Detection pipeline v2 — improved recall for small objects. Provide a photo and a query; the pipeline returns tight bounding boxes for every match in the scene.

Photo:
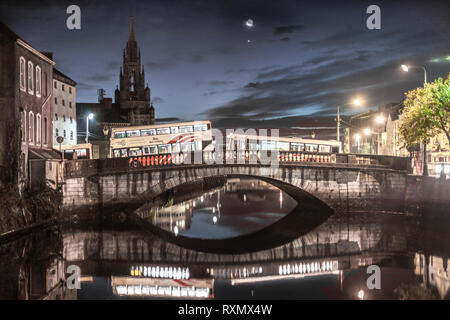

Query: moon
[245,19,254,29]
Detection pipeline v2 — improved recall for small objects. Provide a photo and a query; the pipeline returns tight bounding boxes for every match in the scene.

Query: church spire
[129,16,135,41]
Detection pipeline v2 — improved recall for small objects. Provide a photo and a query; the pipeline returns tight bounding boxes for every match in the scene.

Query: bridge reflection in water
[1,176,450,300]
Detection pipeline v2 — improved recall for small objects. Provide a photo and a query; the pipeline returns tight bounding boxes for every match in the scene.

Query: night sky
[1,0,449,136]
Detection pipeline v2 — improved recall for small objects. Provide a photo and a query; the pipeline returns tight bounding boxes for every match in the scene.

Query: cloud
[273,25,302,36]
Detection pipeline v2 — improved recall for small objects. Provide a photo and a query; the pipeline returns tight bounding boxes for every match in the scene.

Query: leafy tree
[400,76,450,149]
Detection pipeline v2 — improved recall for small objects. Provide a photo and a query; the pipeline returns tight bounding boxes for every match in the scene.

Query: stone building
[52,68,77,146]
[77,16,155,145]
[0,21,59,190]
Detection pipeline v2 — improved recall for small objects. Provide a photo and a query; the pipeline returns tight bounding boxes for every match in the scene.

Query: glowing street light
[376,115,384,124]
[401,64,409,72]
[364,128,371,136]
[358,290,365,300]
[85,113,94,143]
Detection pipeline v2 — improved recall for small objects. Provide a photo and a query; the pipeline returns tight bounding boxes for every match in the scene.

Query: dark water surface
[0,176,449,300]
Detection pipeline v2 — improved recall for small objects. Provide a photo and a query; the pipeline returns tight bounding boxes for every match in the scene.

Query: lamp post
[85,113,94,144]
[401,64,428,176]
[337,98,362,151]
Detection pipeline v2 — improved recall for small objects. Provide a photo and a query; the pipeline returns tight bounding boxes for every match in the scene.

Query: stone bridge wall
[62,163,408,214]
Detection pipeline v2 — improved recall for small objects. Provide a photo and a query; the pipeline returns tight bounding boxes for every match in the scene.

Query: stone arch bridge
[62,154,417,214]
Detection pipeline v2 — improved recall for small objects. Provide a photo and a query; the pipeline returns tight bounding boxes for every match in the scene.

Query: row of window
[113,124,209,139]
[20,111,48,145]
[235,140,332,153]
[20,57,46,97]
[55,128,74,141]
[55,114,73,123]
[54,81,73,93]
[113,141,203,158]
[54,97,73,108]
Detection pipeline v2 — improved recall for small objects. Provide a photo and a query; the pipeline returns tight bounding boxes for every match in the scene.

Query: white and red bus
[109,120,213,158]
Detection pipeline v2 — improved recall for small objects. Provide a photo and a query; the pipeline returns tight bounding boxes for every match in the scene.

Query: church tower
[115,16,154,125]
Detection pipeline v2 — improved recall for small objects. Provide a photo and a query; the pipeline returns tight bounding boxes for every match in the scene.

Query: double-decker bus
[109,120,212,158]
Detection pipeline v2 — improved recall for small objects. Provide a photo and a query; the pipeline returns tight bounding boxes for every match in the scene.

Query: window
[62,84,65,91]
[54,81,57,89]
[20,110,26,142]
[194,124,207,132]
[36,114,41,144]
[128,147,142,156]
[158,144,171,154]
[19,57,26,91]
[54,97,57,104]
[141,129,156,136]
[63,130,66,138]
[114,131,126,139]
[44,118,48,145]
[62,99,65,106]
[179,126,193,133]
[35,66,41,97]
[291,143,304,152]
[69,101,72,108]
[70,117,73,124]
[180,142,193,152]
[157,128,170,135]
[55,128,59,137]
[70,131,73,140]
[305,144,318,152]
[172,144,180,153]
[278,142,290,151]
[143,146,158,155]
[28,112,34,143]
[44,72,48,97]
[126,130,140,137]
[55,113,58,121]
[319,145,331,153]
[171,127,179,134]
[69,87,72,94]
[27,61,34,94]
[63,115,66,122]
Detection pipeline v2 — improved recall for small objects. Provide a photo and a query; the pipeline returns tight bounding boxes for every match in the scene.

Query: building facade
[0,22,56,190]
[52,68,77,146]
[344,102,450,177]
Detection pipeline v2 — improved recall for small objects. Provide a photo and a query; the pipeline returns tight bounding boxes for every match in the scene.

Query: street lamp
[401,63,428,176]
[85,113,94,143]
[337,98,363,143]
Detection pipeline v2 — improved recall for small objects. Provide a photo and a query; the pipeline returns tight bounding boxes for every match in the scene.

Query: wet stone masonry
[62,163,416,214]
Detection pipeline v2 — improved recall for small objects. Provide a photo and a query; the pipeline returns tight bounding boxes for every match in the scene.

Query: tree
[400,76,450,149]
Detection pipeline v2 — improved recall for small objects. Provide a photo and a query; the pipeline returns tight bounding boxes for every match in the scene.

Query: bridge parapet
[63,151,410,179]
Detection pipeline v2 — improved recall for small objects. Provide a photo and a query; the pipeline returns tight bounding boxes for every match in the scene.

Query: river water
[0,176,449,300]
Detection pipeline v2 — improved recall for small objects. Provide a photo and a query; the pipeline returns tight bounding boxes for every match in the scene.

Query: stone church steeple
[114,16,154,125]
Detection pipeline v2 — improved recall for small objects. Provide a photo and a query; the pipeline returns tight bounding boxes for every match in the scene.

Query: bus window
[75,149,88,159]
[291,143,304,152]
[126,130,141,137]
[171,127,179,134]
[141,129,156,136]
[179,126,193,133]
[248,142,259,150]
[261,140,276,150]
[278,142,290,151]
[305,144,318,152]
[113,149,121,158]
[194,124,207,132]
[120,149,128,157]
[143,146,158,155]
[172,143,180,153]
[157,128,170,135]
[319,145,331,153]
[114,131,126,139]
[158,144,172,154]
[128,148,142,156]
